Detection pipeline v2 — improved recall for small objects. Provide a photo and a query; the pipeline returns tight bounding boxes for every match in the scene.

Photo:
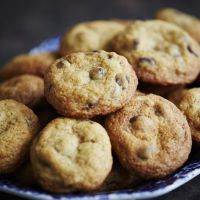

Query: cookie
[155,8,200,43]
[30,118,113,193]
[105,94,191,179]
[169,88,200,144]
[111,20,200,85]
[0,52,57,80]
[0,75,44,108]
[59,20,129,55]
[44,51,138,118]
[0,99,39,174]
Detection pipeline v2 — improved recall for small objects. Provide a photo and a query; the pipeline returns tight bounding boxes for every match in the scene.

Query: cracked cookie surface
[0,99,39,174]
[105,94,192,179]
[111,20,200,85]
[31,118,113,193]
[44,50,138,118]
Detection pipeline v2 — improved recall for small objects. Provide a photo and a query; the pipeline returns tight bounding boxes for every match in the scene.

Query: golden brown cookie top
[111,20,200,85]
[59,20,128,55]
[44,50,138,118]
[178,88,200,125]
[155,8,200,43]
[105,94,192,178]
[0,99,39,135]
[31,118,112,193]
[174,88,200,143]
[0,75,44,108]
[0,52,57,79]
[0,99,39,173]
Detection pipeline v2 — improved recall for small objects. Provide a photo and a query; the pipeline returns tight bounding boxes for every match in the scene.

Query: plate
[1,37,200,200]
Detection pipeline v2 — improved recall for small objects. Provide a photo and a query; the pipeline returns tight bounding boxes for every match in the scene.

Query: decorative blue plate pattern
[0,37,200,200]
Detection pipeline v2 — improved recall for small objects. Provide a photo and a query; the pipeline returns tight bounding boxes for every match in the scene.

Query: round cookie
[170,88,200,144]
[0,52,57,80]
[155,8,200,43]
[111,20,200,85]
[0,75,44,108]
[44,51,138,118]
[31,118,113,193]
[105,94,192,179]
[59,20,129,55]
[0,99,39,174]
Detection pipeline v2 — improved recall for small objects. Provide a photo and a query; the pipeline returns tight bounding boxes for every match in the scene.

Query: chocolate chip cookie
[155,8,200,43]
[0,99,39,174]
[31,118,113,193]
[44,50,138,118]
[105,94,192,179]
[0,52,57,80]
[0,75,44,108]
[111,20,200,85]
[169,88,200,144]
[59,20,129,55]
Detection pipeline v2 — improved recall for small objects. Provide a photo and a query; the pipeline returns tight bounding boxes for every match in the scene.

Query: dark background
[0,0,200,199]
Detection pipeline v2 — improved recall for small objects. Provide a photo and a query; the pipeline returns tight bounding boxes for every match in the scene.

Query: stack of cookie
[0,8,200,194]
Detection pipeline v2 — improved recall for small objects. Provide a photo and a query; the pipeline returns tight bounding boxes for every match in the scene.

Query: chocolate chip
[154,105,163,116]
[65,56,72,64]
[187,45,198,57]
[93,50,99,52]
[130,116,138,123]
[56,60,64,68]
[138,57,156,66]
[91,139,96,143]
[108,54,113,59]
[115,76,123,87]
[85,102,95,110]
[89,67,105,80]
[137,148,148,160]
[115,74,128,90]
[133,39,139,50]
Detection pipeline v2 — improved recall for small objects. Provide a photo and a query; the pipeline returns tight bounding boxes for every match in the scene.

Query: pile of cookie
[0,8,200,193]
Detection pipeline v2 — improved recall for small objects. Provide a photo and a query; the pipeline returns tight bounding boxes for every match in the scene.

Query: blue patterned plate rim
[0,36,200,200]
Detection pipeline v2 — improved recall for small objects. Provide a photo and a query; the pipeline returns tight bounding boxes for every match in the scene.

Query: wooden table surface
[0,0,200,199]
